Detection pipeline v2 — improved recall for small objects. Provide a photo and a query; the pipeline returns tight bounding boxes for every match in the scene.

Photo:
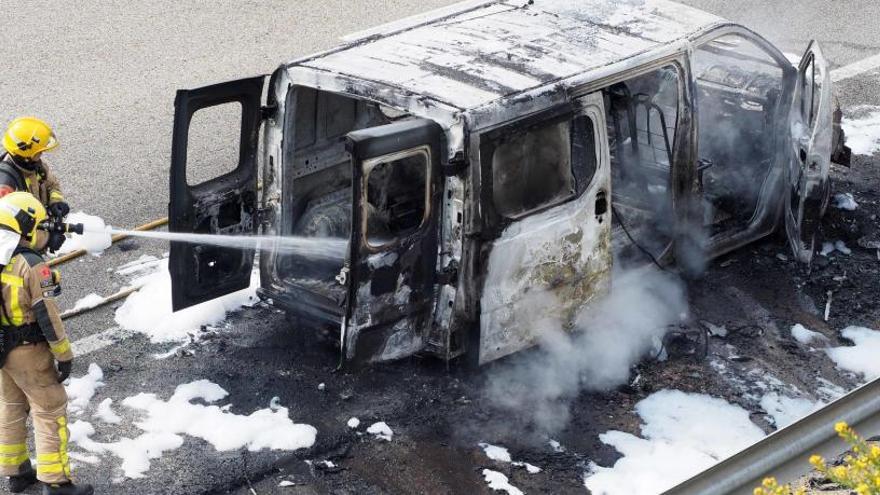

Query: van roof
[289,0,724,112]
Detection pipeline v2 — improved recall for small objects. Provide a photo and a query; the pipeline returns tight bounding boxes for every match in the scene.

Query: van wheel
[283,312,340,349]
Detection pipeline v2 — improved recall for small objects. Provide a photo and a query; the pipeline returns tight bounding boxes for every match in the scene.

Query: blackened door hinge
[256,207,275,227]
[261,104,278,121]
[437,263,459,285]
[442,152,467,177]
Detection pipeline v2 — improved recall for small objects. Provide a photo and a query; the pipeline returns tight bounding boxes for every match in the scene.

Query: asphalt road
[1,1,879,494]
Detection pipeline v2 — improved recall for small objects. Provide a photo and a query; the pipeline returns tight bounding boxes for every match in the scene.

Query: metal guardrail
[663,376,880,495]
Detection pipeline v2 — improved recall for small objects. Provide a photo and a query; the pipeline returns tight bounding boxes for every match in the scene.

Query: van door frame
[688,25,798,259]
[462,54,695,364]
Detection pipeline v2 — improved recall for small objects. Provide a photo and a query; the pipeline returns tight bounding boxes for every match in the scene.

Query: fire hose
[48,217,169,267]
[48,216,170,319]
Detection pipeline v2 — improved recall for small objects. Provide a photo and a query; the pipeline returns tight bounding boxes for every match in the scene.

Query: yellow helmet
[2,117,59,161]
[0,192,47,240]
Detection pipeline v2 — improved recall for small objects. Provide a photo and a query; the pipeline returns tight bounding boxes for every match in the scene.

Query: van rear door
[785,42,832,264]
[342,119,444,365]
[168,76,265,311]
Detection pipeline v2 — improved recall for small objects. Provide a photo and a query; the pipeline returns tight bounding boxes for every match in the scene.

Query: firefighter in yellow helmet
[0,193,92,495]
[1,118,69,254]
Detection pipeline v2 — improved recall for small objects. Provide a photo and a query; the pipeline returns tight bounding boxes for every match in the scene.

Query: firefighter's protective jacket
[0,155,65,251]
[0,247,74,484]
[0,154,64,207]
[0,248,72,361]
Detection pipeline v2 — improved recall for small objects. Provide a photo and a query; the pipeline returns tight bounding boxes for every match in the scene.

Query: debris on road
[833,192,859,211]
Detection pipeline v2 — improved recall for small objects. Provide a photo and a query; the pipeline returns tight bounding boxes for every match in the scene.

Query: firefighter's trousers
[0,342,71,483]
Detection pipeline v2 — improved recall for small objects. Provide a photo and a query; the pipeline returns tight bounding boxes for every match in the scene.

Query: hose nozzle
[39,219,84,236]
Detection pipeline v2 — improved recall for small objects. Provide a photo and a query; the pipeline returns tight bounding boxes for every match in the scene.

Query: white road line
[831,53,880,82]
[72,327,133,356]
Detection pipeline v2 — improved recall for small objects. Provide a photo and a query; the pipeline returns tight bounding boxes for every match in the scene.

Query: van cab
[168,0,849,366]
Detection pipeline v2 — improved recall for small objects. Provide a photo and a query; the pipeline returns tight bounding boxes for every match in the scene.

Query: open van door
[342,119,444,365]
[786,41,832,264]
[168,76,265,311]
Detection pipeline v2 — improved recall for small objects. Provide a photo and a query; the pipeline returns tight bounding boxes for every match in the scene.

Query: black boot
[41,481,94,495]
[7,460,36,493]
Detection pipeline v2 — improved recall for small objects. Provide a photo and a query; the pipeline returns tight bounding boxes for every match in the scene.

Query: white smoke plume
[485,267,688,433]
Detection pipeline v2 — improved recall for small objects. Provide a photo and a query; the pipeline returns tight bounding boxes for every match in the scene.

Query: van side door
[477,93,612,364]
[168,76,264,311]
[342,119,445,365]
[786,41,833,264]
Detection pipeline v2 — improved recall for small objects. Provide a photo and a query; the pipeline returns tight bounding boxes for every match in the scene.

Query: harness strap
[0,323,44,368]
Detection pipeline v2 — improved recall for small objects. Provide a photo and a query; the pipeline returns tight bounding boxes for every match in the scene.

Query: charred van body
[168,0,849,366]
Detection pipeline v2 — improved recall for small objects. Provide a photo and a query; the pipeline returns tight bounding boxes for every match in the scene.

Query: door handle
[595,191,608,218]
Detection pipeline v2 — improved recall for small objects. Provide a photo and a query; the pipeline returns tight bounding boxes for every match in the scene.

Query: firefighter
[1,118,70,253]
[0,192,92,495]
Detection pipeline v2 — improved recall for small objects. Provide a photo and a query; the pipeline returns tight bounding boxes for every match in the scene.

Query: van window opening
[694,34,785,236]
[186,102,243,186]
[605,64,680,268]
[485,114,598,221]
[492,120,574,218]
[364,149,430,248]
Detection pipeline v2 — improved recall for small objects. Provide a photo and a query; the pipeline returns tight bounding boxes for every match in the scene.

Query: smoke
[485,267,688,433]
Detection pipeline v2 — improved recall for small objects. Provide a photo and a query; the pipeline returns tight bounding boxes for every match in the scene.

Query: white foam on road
[821,240,852,257]
[69,379,317,478]
[791,324,826,345]
[95,398,122,424]
[512,461,541,474]
[583,389,764,495]
[65,363,105,414]
[482,469,524,495]
[367,421,393,441]
[479,442,512,462]
[841,106,880,156]
[114,259,259,343]
[826,326,880,381]
[71,293,106,312]
[833,193,859,211]
[479,442,542,474]
[759,392,821,429]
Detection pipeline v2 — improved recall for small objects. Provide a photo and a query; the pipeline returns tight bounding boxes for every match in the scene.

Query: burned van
[168,0,849,366]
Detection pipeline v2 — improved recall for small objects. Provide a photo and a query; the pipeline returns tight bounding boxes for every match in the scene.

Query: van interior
[276,88,419,309]
[693,35,786,236]
[604,65,680,268]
